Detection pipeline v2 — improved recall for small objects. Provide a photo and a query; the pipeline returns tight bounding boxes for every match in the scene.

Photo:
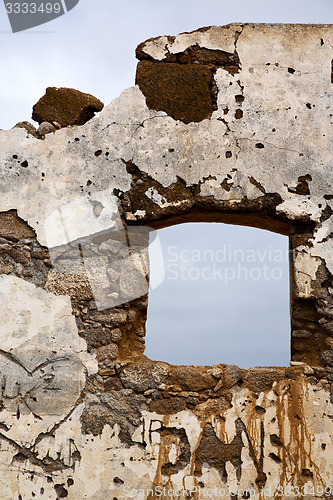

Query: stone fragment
[110,328,123,343]
[0,257,14,274]
[322,321,333,336]
[32,87,104,127]
[293,329,312,338]
[5,246,30,265]
[213,380,223,392]
[136,60,214,123]
[325,337,333,349]
[303,365,315,375]
[166,366,216,392]
[223,365,244,389]
[46,269,93,301]
[89,310,127,326]
[208,366,223,379]
[81,326,115,349]
[127,310,138,322]
[320,350,333,367]
[119,362,169,393]
[0,210,35,241]
[119,254,148,300]
[104,376,123,391]
[37,121,56,138]
[244,367,285,393]
[13,121,38,137]
[148,396,187,415]
[97,343,119,362]
[81,390,146,442]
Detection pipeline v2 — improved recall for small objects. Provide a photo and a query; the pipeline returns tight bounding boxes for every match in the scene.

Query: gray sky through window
[146,223,290,368]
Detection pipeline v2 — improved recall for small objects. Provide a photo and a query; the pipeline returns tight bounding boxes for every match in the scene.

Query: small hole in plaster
[255,143,264,149]
[235,95,244,103]
[302,469,314,477]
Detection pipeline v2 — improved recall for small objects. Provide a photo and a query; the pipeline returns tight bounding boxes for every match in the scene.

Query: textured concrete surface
[0,24,332,499]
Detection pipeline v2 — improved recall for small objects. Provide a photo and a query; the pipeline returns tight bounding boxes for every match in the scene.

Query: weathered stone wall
[0,24,332,499]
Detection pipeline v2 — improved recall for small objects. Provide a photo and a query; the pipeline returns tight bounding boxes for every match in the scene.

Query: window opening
[146,222,290,368]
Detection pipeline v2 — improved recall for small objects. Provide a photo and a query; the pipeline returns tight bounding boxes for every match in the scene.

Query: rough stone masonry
[0,24,332,499]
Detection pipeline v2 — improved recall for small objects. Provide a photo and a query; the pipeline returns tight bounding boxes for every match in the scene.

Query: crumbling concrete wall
[0,24,332,499]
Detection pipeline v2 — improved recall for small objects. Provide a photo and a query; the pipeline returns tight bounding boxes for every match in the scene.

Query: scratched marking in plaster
[0,275,96,448]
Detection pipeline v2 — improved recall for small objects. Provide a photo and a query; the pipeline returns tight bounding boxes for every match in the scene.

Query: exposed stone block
[136,60,214,123]
[32,87,104,127]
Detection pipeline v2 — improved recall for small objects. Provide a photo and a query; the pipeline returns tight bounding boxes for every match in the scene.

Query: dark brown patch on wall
[0,210,35,241]
[194,421,244,482]
[159,427,191,475]
[135,36,241,124]
[136,61,215,123]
